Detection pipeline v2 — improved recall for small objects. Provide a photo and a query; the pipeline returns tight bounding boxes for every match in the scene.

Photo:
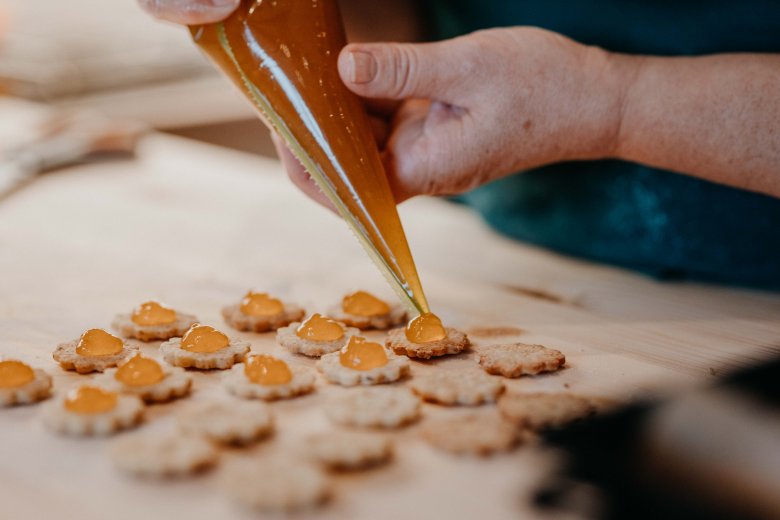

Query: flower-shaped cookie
[223,354,315,401]
[160,324,249,370]
[112,301,198,342]
[111,431,218,477]
[316,337,410,386]
[177,400,274,445]
[305,431,393,470]
[42,385,144,436]
[0,360,52,407]
[328,291,406,330]
[98,353,192,402]
[325,387,421,429]
[53,328,137,374]
[222,291,304,332]
[386,326,470,359]
[276,314,359,357]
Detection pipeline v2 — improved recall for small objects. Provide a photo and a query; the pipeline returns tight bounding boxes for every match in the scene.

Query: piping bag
[190,0,429,315]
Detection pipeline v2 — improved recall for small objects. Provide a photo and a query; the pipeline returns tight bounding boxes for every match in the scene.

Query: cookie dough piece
[53,329,137,374]
[98,355,192,403]
[0,360,52,407]
[160,326,249,370]
[42,386,144,436]
[498,392,595,430]
[420,414,520,456]
[325,388,421,429]
[328,290,407,330]
[305,431,392,470]
[478,343,565,377]
[223,357,315,401]
[111,431,218,477]
[410,370,504,406]
[222,291,305,333]
[317,346,410,386]
[177,401,273,445]
[222,456,330,512]
[276,319,359,358]
[385,327,470,359]
[112,301,198,342]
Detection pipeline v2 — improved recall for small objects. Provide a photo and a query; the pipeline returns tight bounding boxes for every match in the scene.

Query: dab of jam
[0,360,35,388]
[405,313,447,344]
[115,354,165,387]
[131,301,177,326]
[342,291,390,317]
[296,314,344,342]
[240,291,284,317]
[244,354,292,386]
[339,336,388,371]
[190,1,431,315]
[75,329,124,357]
[180,325,229,353]
[64,386,118,414]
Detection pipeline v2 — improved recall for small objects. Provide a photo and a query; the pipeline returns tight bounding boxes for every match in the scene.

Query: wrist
[598,50,645,160]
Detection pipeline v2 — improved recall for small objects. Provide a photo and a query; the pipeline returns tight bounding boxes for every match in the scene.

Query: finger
[138,0,240,25]
[271,134,336,213]
[338,40,471,103]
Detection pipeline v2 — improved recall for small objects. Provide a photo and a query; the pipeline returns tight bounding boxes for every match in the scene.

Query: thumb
[338,41,466,103]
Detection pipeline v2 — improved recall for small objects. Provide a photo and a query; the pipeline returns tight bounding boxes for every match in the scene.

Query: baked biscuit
[478,343,565,377]
[316,345,410,386]
[325,387,420,428]
[410,370,504,406]
[223,355,315,401]
[385,327,470,359]
[0,360,52,407]
[177,401,273,445]
[276,317,359,357]
[160,325,249,370]
[498,392,595,430]
[305,431,392,470]
[42,385,144,436]
[111,431,218,477]
[222,291,304,333]
[328,290,406,330]
[53,329,137,374]
[97,354,192,403]
[420,413,521,456]
[112,301,198,342]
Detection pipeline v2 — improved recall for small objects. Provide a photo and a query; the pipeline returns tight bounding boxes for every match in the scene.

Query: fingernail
[347,51,377,84]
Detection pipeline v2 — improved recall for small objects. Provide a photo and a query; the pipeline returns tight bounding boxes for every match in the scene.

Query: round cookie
[42,386,144,436]
[222,294,305,333]
[316,347,410,386]
[478,343,566,377]
[112,304,198,342]
[98,359,192,403]
[498,392,595,430]
[325,387,421,429]
[276,320,360,357]
[111,431,218,477]
[223,362,315,401]
[53,331,137,374]
[385,327,470,359]
[420,414,521,456]
[305,431,393,470]
[327,303,407,331]
[0,361,52,407]
[177,401,274,445]
[221,456,330,512]
[160,336,249,370]
[410,370,504,406]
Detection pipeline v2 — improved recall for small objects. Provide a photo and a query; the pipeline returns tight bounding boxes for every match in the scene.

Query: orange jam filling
[75,329,124,357]
[0,360,35,388]
[180,324,229,353]
[64,386,118,414]
[296,314,344,342]
[405,313,447,344]
[244,354,292,386]
[339,336,388,371]
[131,301,177,326]
[115,354,165,387]
[240,291,284,317]
[342,291,390,317]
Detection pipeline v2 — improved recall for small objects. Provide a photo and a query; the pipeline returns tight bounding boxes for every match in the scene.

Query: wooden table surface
[1,131,778,520]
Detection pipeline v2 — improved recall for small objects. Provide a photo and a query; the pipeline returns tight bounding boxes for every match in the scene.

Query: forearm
[610,53,780,197]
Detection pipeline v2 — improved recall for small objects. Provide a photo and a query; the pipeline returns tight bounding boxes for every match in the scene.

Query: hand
[279,27,628,205]
[138,0,240,25]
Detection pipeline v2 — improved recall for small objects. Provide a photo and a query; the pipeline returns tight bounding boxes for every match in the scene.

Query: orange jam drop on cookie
[64,386,118,414]
[339,336,388,371]
[0,360,35,388]
[115,354,165,387]
[296,314,344,342]
[180,325,229,353]
[131,301,177,326]
[75,329,124,357]
[405,313,447,344]
[240,291,284,317]
[342,291,390,317]
[244,355,293,386]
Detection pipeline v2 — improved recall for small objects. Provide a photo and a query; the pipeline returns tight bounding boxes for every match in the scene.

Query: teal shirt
[425,0,780,288]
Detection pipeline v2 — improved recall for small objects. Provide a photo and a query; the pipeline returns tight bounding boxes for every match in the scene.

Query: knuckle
[386,45,419,98]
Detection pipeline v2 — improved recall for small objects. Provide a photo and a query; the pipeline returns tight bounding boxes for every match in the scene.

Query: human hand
[138,0,240,25]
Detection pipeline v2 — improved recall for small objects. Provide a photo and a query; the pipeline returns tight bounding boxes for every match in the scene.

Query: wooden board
[1,132,778,520]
